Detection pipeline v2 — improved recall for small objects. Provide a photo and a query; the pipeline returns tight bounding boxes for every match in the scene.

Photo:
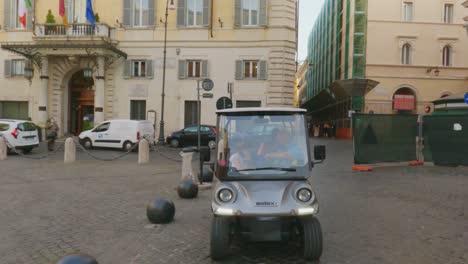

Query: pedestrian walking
[46,118,59,151]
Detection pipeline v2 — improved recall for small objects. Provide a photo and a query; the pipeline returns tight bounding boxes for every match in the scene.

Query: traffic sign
[201,79,214,91]
[202,93,213,98]
[216,97,233,110]
[464,92,468,104]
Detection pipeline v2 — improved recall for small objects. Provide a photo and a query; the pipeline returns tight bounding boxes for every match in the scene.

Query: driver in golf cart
[258,128,303,165]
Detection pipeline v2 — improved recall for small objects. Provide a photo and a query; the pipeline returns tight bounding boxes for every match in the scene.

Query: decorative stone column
[38,56,49,141]
[94,56,105,125]
[39,56,49,126]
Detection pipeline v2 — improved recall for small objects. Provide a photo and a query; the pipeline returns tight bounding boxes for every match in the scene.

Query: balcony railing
[34,23,113,38]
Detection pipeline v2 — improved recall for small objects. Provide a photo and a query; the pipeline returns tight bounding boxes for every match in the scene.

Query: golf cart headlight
[297,188,312,202]
[218,188,233,203]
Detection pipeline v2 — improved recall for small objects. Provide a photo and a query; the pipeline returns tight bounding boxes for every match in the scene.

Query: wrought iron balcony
[34,23,114,39]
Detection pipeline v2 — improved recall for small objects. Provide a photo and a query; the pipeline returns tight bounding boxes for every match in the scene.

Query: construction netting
[423,115,468,166]
[352,114,418,164]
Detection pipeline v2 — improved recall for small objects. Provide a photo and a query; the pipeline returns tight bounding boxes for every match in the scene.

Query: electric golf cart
[210,107,326,261]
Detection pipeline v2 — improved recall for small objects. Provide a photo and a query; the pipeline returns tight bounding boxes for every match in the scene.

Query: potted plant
[45,10,57,35]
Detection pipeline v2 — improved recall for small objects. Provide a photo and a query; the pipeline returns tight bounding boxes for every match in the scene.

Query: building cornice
[367,20,467,26]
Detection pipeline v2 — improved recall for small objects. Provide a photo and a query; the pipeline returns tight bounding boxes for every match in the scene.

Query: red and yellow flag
[59,0,68,27]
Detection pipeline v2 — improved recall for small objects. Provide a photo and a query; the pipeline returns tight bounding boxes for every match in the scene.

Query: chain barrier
[73,137,140,162]
[153,144,183,163]
[1,132,183,163]
[0,133,65,160]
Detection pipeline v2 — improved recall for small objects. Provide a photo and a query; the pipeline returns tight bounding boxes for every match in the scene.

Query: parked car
[0,119,39,154]
[78,120,155,151]
[166,125,217,149]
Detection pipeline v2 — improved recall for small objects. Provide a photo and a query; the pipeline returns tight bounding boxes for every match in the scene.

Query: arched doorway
[69,70,94,135]
[393,87,416,114]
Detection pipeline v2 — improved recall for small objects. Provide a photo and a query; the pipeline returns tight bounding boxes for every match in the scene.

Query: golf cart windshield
[216,112,310,180]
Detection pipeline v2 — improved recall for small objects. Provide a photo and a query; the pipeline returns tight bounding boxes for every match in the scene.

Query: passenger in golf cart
[211,107,325,261]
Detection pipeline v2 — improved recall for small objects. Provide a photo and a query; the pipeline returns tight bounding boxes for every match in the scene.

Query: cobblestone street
[0,139,466,264]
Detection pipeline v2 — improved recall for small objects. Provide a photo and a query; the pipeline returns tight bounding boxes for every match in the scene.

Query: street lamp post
[158,0,175,144]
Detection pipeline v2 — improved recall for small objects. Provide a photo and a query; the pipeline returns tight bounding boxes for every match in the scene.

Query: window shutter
[258,60,268,80]
[234,0,242,27]
[177,0,187,27]
[4,60,12,78]
[26,0,34,30]
[178,60,187,79]
[259,0,267,27]
[3,0,11,30]
[146,60,154,79]
[123,60,132,79]
[201,60,208,78]
[123,0,133,27]
[147,0,155,26]
[202,0,210,26]
[235,60,244,80]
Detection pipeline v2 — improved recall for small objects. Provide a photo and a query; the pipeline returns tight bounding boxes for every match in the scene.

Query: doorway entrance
[69,70,95,135]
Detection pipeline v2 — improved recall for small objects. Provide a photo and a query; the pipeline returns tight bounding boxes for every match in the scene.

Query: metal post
[197,80,203,184]
[158,0,170,144]
[228,82,233,101]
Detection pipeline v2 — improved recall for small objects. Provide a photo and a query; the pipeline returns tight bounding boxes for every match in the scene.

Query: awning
[301,78,380,112]
[330,78,380,99]
[1,41,127,69]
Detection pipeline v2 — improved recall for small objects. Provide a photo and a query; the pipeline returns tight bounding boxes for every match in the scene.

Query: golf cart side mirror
[314,145,326,162]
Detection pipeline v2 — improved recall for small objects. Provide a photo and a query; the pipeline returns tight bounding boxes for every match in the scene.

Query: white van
[0,119,40,154]
[78,120,155,151]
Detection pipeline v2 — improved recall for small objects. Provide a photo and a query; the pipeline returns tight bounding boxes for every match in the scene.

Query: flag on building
[18,0,32,28]
[86,0,95,26]
[59,0,68,27]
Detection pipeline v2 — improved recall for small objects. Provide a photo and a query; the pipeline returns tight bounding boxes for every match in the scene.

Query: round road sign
[216,97,233,110]
[201,79,214,91]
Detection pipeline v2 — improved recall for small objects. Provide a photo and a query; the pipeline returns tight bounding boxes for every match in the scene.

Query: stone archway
[48,57,116,136]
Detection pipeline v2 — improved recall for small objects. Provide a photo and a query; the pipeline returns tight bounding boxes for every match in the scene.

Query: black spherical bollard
[146,199,175,224]
[177,180,199,199]
[56,254,98,264]
[202,166,213,182]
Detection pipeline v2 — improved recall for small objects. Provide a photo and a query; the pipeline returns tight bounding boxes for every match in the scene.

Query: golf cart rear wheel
[301,216,323,261]
[210,216,231,260]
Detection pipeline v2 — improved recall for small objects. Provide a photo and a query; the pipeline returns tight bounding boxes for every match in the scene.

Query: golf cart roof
[216,107,307,114]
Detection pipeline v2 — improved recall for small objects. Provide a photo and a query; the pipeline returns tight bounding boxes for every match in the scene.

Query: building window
[130,100,146,120]
[187,60,201,78]
[187,0,204,26]
[134,0,150,26]
[242,0,260,26]
[235,60,267,80]
[0,101,29,119]
[124,60,153,79]
[236,100,261,108]
[444,4,453,24]
[178,60,208,79]
[133,61,147,77]
[401,44,411,65]
[244,61,258,78]
[403,2,413,22]
[442,45,452,67]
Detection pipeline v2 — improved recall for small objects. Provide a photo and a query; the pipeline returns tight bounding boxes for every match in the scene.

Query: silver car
[210,107,326,261]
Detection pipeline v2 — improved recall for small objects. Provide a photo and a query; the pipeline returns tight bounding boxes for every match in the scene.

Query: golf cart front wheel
[210,216,231,260]
[301,216,323,261]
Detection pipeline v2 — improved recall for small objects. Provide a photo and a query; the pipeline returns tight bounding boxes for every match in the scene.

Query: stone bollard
[138,139,150,164]
[64,138,76,163]
[0,137,7,161]
[180,150,195,181]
